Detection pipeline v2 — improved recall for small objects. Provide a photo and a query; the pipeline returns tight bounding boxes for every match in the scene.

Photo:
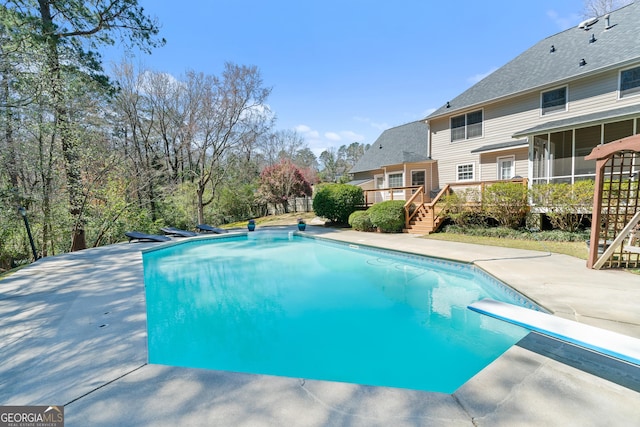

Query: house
[349,120,434,205]
[351,2,640,233]
[427,2,640,188]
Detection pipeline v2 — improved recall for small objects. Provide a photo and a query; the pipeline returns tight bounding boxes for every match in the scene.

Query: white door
[375,175,385,202]
[498,157,515,180]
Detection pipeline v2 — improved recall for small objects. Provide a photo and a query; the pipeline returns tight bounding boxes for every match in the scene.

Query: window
[388,172,403,187]
[620,66,640,98]
[411,170,425,186]
[541,87,567,115]
[497,156,515,180]
[451,110,483,142]
[456,163,474,181]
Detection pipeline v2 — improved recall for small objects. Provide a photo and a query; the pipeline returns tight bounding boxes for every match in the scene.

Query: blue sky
[107,1,587,156]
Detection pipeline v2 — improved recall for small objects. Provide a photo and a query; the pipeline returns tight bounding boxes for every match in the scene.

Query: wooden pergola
[586,134,640,269]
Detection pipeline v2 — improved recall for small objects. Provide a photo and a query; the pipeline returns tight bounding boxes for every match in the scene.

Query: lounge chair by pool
[125,231,171,243]
[196,224,228,234]
[161,227,198,237]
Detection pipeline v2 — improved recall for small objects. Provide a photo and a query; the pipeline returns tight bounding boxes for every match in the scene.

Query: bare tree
[145,71,193,183]
[258,129,305,167]
[190,63,272,224]
[582,0,633,17]
[111,61,163,221]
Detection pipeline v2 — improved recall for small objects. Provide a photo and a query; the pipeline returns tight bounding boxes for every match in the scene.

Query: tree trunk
[196,185,205,224]
[0,63,19,191]
[38,0,86,251]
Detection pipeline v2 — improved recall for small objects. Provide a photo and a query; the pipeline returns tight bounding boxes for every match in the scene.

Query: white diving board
[468,299,640,366]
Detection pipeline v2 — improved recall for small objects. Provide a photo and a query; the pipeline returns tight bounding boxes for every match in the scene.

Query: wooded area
[0,1,366,268]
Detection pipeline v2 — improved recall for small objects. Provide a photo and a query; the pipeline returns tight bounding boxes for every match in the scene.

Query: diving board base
[468,299,640,366]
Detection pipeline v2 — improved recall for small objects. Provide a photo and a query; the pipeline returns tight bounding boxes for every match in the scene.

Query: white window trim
[386,172,404,188]
[618,64,640,99]
[540,85,568,116]
[456,163,475,182]
[410,169,426,186]
[497,155,516,180]
[374,174,385,188]
[450,109,484,142]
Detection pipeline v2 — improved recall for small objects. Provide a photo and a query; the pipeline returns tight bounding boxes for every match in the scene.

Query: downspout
[527,136,533,188]
[426,119,433,195]
[426,119,432,160]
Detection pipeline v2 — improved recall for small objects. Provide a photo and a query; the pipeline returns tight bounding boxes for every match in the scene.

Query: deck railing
[362,186,425,206]
[362,178,528,232]
[405,178,527,232]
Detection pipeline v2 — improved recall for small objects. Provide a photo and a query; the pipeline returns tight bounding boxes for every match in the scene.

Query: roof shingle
[427,2,640,119]
[349,121,429,174]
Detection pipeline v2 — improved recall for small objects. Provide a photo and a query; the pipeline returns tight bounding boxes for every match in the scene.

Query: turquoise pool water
[143,233,535,393]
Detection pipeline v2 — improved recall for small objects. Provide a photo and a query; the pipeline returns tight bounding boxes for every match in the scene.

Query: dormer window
[541,87,567,115]
[620,65,640,98]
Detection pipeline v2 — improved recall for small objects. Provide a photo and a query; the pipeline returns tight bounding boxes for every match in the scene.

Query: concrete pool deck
[0,226,639,426]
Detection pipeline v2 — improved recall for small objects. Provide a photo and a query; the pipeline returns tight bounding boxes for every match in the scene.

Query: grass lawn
[421,232,590,260]
[423,232,640,274]
[223,212,318,228]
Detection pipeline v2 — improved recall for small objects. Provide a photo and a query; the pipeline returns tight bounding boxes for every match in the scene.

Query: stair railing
[404,185,451,230]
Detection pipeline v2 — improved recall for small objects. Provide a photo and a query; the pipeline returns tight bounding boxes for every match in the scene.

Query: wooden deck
[362,178,528,234]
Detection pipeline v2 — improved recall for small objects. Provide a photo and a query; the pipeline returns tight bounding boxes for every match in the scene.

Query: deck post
[587,158,607,269]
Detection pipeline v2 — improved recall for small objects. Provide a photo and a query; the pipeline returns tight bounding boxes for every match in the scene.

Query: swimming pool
[143,232,539,393]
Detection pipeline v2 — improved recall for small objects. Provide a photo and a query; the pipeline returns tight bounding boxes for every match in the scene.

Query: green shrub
[441,188,484,227]
[482,182,529,229]
[443,225,589,242]
[531,181,594,232]
[312,183,364,224]
[348,210,374,231]
[367,200,406,233]
[603,178,639,200]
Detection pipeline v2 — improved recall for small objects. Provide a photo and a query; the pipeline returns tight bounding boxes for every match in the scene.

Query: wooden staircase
[404,203,445,234]
[403,186,449,235]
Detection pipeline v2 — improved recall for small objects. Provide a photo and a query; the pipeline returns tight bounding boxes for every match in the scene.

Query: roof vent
[578,17,598,30]
[589,33,597,43]
[579,58,587,66]
[550,45,556,53]
[446,101,450,108]
[604,14,613,29]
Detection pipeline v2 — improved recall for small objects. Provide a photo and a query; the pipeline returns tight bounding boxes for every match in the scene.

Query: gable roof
[349,121,429,174]
[427,2,640,120]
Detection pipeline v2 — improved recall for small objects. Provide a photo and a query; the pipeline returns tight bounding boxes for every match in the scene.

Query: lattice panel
[597,150,640,268]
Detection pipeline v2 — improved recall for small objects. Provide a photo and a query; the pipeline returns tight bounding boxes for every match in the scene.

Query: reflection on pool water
[143,233,539,393]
